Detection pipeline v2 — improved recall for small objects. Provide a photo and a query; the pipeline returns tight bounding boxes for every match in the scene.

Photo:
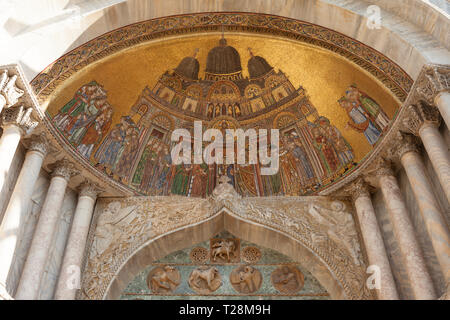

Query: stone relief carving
[188,266,222,294]
[241,246,262,264]
[210,238,240,263]
[1,105,38,134]
[271,265,305,294]
[189,247,209,264]
[147,266,180,294]
[0,70,24,109]
[80,176,370,300]
[230,266,262,294]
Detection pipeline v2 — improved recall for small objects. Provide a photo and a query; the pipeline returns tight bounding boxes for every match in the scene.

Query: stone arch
[102,210,348,300]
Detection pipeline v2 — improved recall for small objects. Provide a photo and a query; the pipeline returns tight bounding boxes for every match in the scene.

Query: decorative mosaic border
[30,12,412,103]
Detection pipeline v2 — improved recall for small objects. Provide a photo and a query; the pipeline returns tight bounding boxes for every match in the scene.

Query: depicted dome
[205,37,242,75]
[248,54,273,79]
[174,53,200,80]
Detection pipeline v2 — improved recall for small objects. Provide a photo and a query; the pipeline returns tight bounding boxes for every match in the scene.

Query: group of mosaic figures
[147,264,304,295]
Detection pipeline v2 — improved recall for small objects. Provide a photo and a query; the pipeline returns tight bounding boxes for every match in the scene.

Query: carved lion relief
[147,266,181,294]
[188,266,222,294]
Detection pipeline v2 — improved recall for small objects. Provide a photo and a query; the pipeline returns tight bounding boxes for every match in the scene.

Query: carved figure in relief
[0,71,24,108]
[211,239,235,262]
[90,202,137,258]
[147,266,180,293]
[188,266,222,294]
[308,201,362,265]
[271,265,304,294]
[230,266,262,294]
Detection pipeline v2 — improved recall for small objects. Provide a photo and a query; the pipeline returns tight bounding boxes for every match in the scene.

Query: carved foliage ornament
[402,103,441,136]
[49,159,79,180]
[1,105,38,134]
[415,65,450,104]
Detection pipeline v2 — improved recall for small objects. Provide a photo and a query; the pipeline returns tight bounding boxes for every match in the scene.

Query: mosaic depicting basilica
[1,5,448,303]
[48,35,394,197]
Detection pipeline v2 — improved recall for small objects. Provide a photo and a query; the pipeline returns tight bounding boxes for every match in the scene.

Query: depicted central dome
[205,37,242,77]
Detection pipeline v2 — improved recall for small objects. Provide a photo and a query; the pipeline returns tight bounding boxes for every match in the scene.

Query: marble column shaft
[0,136,47,296]
[54,183,98,300]
[400,149,450,285]
[435,91,450,130]
[419,124,450,203]
[0,124,22,197]
[15,160,76,300]
[353,189,399,300]
[378,173,436,299]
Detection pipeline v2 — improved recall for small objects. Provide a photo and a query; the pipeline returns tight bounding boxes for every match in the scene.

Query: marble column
[54,182,99,300]
[15,159,78,300]
[0,106,37,201]
[0,135,47,299]
[435,91,450,130]
[375,160,436,299]
[348,178,398,300]
[397,135,450,286]
[404,103,450,203]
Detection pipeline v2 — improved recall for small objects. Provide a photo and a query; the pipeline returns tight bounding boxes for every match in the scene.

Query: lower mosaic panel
[120,232,330,300]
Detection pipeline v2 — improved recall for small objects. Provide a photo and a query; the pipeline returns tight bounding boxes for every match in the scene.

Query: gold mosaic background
[45,33,401,162]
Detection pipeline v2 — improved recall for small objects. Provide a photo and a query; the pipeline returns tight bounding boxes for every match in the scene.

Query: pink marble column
[349,178,398,300]
[54,182,99,300]
[398,137,450,286]
[15,159,78,300]
[376,161,436,299]
[0,135,47,299]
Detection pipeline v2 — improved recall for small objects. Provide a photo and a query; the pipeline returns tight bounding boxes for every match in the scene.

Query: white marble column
[348,178,398,300]
[0,106,37,200]
[15,159,78,300]
[375,160,436,300]
[0,135,47,299]
[397,136,450,286]
[435,91,450,130]
[54,182,99,300]
[405,103,450,203]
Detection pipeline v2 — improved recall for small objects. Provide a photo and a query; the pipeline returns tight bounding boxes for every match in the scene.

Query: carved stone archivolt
[241,246,262,264]
[271,265,305,294]
[147,266,181,294]
[230,266,262,294]
[80,177,370,300]
[188,266,222,294]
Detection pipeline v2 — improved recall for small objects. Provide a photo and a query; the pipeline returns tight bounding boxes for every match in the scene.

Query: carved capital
[369,157,394,178]
[343,177,371,202]
[78,181,102,200]
[415,65,450,104]
[23,134,48,156]
[0,70,24,108]
[49,159,79,181]
[402,103,441,136]
[1,105,38,135]
[396,133,420,160]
